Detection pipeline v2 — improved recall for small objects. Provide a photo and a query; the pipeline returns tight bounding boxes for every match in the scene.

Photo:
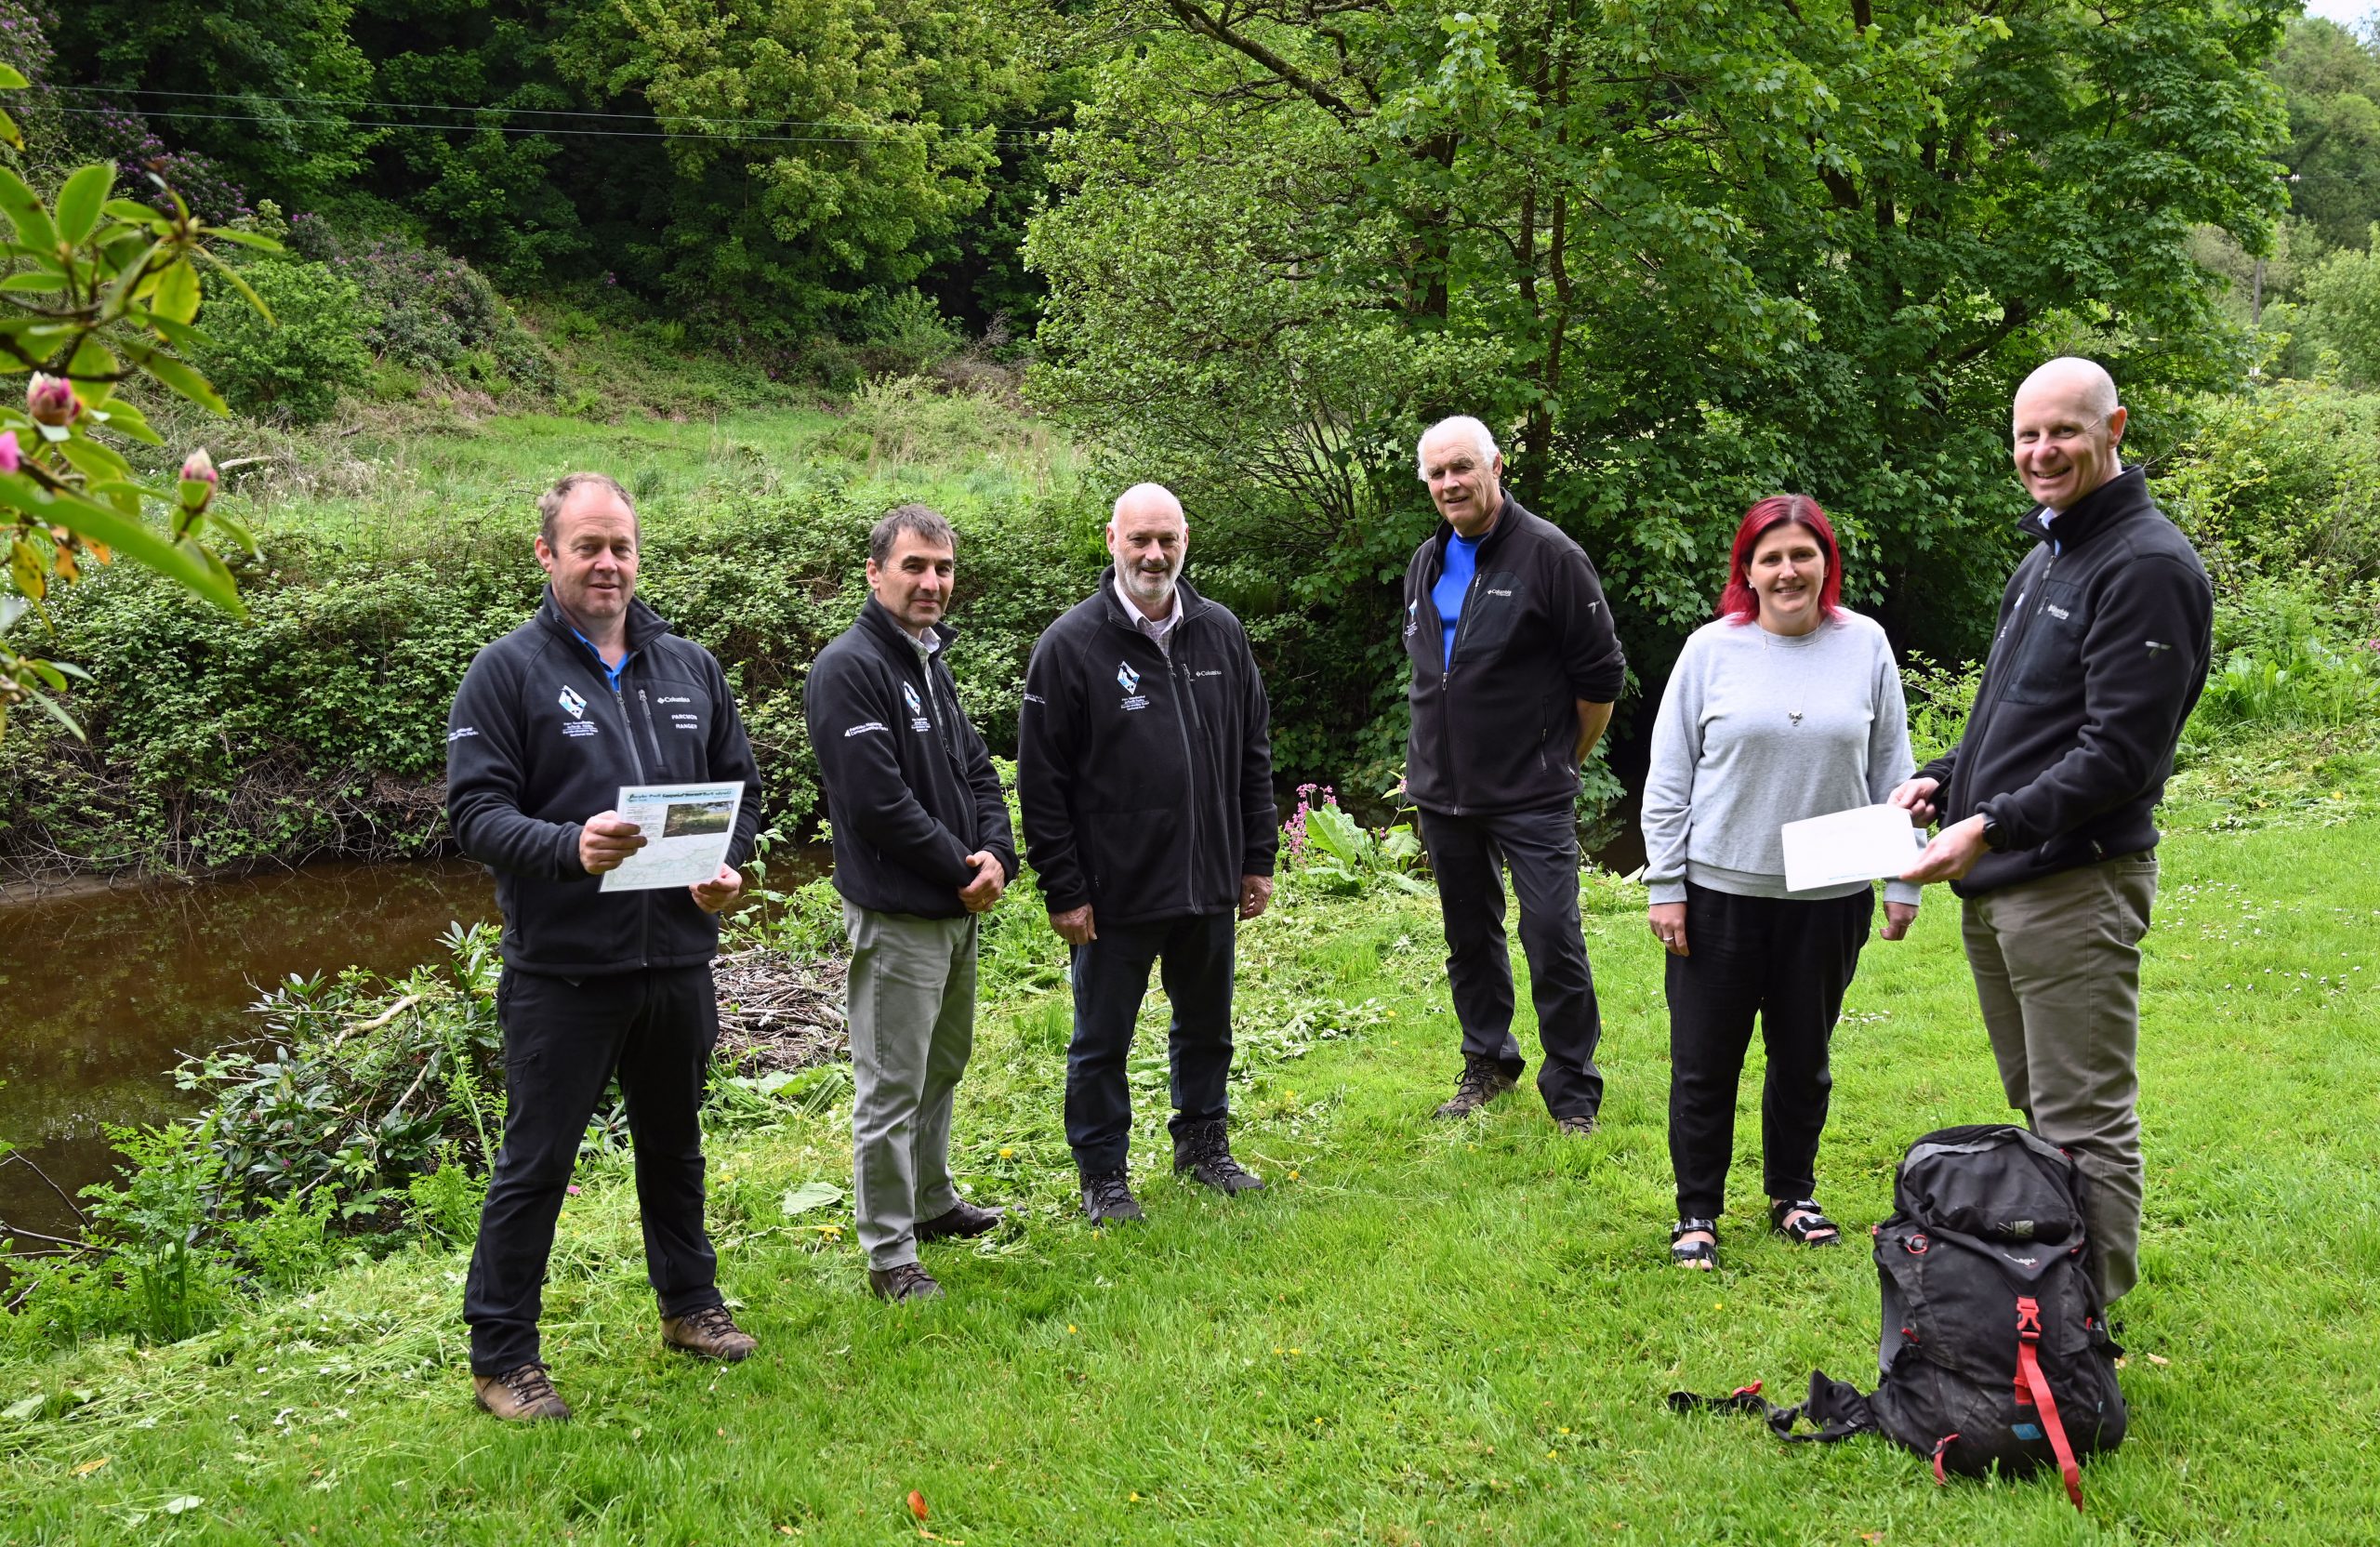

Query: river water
[0,861,499,1246]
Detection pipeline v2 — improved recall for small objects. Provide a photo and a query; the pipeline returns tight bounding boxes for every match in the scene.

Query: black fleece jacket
[1402,496,1629,815]
[446,589,763,977]
[1017,573,1277,925]
[1917,468,2213,897]
[804,599,1016,919]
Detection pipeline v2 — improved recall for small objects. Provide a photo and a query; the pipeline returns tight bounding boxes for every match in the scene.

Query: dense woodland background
[1,0,2376,879]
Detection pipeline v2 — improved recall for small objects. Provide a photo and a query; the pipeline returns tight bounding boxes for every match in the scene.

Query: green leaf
[0,64,27,90]
[102,199,166,227]
[53,165,114,247]
[202,228,285,252]
[25,687,86,741]
[1,1395,41,1422]
[102,236,166,319]
[0,107,20,154]
[133,350,229,416]
[123,309,211,353]
[780,1181,848,1216]
[150,259,200,325]
[59,436,135,484]
[66,336,118,401]
[208,504,258,556]
[194,247,271,323]
[0,472,239,611]
[85,402,164,446]
[0,166,56,252]
[0,272,64,294]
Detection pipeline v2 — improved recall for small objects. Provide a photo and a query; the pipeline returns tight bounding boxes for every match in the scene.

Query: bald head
[1108,482,1188,617]
[1113,482,1185,526]
[2011,357,2127,512]
[2016,357,2120,424]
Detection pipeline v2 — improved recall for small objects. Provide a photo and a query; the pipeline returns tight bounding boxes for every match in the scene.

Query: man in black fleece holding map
[1896,358,2214,1306]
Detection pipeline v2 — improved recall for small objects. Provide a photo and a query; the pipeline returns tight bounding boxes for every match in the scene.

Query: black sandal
[1671,1218,1718,1270]
[1768,1197,1842,1247]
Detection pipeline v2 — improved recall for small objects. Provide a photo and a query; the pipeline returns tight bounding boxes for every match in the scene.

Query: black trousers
[1065,910,1236,1176]
[1665,881,1874,1221]
[1417,802,1605,1120]
[465,965,724,1374]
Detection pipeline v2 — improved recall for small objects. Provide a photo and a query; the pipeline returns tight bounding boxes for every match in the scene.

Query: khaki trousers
[1960,853,2159,1305]
[843,904,977,1271]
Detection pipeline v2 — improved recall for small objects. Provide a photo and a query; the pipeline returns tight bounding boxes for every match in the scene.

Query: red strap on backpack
[2014,1296,2084,1512]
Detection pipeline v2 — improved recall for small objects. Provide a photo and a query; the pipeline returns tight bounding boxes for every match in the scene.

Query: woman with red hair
[1640,494,1921,1270]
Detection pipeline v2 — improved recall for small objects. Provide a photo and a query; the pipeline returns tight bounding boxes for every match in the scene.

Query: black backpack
[1671,1124,2127,1510]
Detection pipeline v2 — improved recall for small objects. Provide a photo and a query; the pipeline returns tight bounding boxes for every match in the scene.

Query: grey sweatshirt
[1641,610,1921,907]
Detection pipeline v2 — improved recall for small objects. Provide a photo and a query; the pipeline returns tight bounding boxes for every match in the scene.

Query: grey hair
[1416,415,1501,480]
[538,471,637,546]
[870,502,957,565]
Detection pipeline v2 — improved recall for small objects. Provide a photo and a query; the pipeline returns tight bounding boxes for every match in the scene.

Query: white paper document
[1779,802,1924,894]
[598,781,746,892]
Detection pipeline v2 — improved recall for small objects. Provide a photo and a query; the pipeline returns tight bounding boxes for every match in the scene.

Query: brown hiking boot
[1433,1055,1518,1119]
[1554,1114,1599,1137]
[472,1361,570,1422]
[916,1199,1005,1242]
[661,1305,759,1362]
[868,1263,945,1302]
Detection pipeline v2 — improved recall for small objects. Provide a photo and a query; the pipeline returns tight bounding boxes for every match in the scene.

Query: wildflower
[179,447,218,513]
[26,374,78,427]
[0,430,19,474]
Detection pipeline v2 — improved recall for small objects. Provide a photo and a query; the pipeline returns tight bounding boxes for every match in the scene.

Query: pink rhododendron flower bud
[0,430,20,474]
[178,446,218,515]
[25,374,79,427]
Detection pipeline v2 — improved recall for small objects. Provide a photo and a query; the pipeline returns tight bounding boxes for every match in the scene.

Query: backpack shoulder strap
[1669,1372,1878,1445]
[2014,1296,2085,1512]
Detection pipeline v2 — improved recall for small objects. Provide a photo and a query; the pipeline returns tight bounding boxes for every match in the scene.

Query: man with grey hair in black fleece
[1401,416,1628,1132]
[1895,357,2214,1306]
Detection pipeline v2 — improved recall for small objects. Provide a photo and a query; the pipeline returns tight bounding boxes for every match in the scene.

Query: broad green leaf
[53,165,114,247]
[124,309,212,352]
[59,436,134,484]
[66,336,118,403]
[85,400,164,445]
[780,1181,848,1216]
[0,272,64,294]
[134,350,230,416]
[0,64,27,89]
[101,236,165,318]
[7,536,45,600]
[0,167,56,252]
[0,107,20,154]
[0,472,239,610]
[151,259,200,324]
[101,199,165,226]
[208,504,258,556]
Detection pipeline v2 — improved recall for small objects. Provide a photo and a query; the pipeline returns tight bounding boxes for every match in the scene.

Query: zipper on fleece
[636,687,668,776]
[608,679,651,967]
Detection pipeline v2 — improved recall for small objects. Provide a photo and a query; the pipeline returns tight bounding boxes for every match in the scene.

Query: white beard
[1120,561,1182,610]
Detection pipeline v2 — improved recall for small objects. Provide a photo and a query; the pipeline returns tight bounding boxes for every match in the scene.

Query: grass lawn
[2,814,2374,1544]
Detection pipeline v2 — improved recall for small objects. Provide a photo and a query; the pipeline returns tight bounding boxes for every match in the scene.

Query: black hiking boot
[1172,1118,1265,1196]
[867,1263,945,1302]
[1434,1055,1518,1119]
[1080,1169,1145,1224]
[916,1199,1006,1242]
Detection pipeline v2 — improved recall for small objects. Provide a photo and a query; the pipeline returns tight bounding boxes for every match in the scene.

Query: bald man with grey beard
[1017,484,1280,1224]
[1893,357,2214,1307]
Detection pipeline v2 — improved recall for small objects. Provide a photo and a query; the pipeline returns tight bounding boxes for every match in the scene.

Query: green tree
[550,0,1050,342]
[1028,0,2293,777]
[2272,16,2380,253]
[46,0,372,204]
[191,258,377,424]
[2299,231,2380,387]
